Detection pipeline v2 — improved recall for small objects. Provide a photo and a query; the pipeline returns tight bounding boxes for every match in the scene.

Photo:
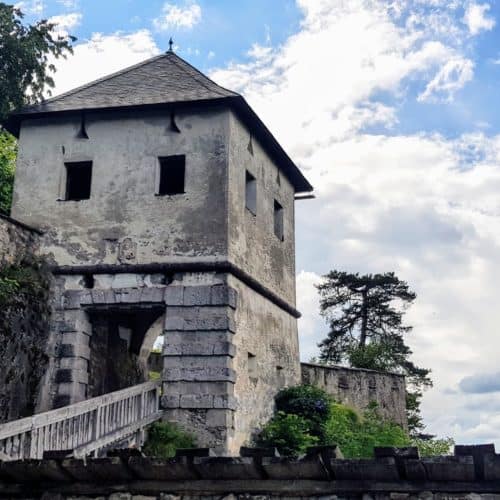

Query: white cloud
[57,0,78,8]
[210,0,500,445]
[153,1,202,31]
[50,30,160,96]
[418,57,474,102]
[463,2,495,35]
[48,12,82,38]
[15,0,44,15]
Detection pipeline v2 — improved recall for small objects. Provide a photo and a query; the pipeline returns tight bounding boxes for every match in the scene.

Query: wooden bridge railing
[0,380,162,460]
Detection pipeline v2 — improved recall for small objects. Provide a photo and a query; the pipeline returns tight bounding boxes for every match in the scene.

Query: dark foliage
[275,384,332,439]
[143,421,196,458]
[0,2,74,121]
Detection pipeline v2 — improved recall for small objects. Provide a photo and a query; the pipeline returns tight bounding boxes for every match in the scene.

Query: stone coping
[301,362,405,378]
[0,213,44,235]
[1,446,500,496]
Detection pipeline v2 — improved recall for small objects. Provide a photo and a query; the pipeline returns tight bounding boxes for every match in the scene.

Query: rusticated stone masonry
[46,273,239,454]
[161,283,238,456]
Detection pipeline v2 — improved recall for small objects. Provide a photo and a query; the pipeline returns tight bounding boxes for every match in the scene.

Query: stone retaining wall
[301,363,407,427]
[1,445,500,498]
[0,214,40,267]
[0,215,49,423]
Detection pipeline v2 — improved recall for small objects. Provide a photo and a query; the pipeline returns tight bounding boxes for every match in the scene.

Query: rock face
[0,216,50,422]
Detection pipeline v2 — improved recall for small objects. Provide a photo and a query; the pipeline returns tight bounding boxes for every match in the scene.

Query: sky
[14,0,500,446]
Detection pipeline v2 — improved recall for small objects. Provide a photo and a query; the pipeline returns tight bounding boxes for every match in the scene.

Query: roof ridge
[25,52,168,110]
[167,54,238,98]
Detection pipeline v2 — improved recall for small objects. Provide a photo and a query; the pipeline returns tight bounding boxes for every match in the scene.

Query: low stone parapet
[1,445,500,498]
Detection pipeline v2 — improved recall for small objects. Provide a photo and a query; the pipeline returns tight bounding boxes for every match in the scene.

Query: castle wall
[229,274,300,452]
[0,214,40,266]
[301,362,407,427]
[227,111,296,306]
[0,216,51,422]
[11,107,230,266]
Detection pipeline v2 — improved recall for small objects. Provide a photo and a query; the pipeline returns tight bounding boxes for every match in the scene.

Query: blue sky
[15,0,500,445]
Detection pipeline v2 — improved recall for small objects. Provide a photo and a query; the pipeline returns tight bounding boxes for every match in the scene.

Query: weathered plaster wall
[0,216,51,422]
[229,274,300,452]
[301,363,407,427]
[227,111,296,305]
[11,108,230,266]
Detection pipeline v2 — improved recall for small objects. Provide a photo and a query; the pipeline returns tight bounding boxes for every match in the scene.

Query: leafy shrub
[0,260,48,306]
[410,436,454,457]
[143,421,196,458]
[325,402,409,458]
[0,131,16,216]
[275,385,332,439]
[258,411,318,457]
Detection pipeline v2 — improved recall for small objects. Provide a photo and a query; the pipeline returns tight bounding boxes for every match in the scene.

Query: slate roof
[14,51,239,114]
[5,51,313,193]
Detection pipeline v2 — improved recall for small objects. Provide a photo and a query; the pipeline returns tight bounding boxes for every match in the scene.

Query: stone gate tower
[5,49,313,454]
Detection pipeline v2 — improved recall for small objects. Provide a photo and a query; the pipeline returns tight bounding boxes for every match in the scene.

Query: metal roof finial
[168,37,174,53]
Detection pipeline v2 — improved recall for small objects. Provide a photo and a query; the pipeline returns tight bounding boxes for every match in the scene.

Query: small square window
[245,170,257,215]
[158,155,185,195]
[273,200,284,241]
[65,161,92,201]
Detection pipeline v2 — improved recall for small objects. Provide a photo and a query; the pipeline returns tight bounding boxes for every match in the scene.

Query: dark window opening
[65,161,92,201]
[273,200,284,241]
[82,274,95,289]
[245,170,257,215]
[158,155,185,195]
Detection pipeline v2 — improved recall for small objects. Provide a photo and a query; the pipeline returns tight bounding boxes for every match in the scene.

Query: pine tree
[317,270,431,433]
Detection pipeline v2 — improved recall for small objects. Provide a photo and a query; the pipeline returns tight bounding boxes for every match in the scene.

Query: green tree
[0,131,16,215]
[316,271,431,434]
[0,2,74,121]
[0,3,74,215]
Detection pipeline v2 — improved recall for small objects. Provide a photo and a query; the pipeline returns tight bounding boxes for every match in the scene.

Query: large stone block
[62,290,83,309]
[262,455,329,480]
[54,369,88,384]
[111,274,142,289]
[180,394,214,408]
[164,381,234,397]
[161,394,180,409]
[422,456,475,481]
[163,367,236,382]
[59,357,88,371]
[140,287,166,303]
[127,456,198,480]
[61,331,89,346]
[164,286,184,305]
[183,285,212,306]
[115,288,142,303]
[162,355,233,370]
[59,343,91,360]
[330,457,399,480]
[213,395,237,409]
[193,456,263,479]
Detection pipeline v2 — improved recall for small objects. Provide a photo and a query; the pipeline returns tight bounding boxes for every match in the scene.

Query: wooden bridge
[0,380,162,460]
